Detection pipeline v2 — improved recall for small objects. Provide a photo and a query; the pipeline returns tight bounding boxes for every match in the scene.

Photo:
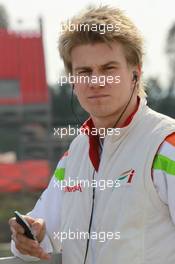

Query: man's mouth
[88,94,109,99]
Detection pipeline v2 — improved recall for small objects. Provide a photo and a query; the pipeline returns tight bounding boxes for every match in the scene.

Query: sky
[0,0,175,87]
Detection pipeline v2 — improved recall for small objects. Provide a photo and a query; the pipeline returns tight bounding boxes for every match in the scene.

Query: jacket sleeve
[153,135,175,224]
[11,153,67,261]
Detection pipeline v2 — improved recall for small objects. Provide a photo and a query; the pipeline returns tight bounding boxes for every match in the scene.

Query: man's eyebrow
[74,61,121,72]
[74,66,92,72]
[101,61,121,67]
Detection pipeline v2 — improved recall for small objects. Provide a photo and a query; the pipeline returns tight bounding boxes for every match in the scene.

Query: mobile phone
[14,211,36,240]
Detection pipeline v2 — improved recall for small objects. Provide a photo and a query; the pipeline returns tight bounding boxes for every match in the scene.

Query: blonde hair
[58,5,146,97]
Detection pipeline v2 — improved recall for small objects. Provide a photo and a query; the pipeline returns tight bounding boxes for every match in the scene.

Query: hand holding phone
[14,211,36,240]
[10,211,50,260]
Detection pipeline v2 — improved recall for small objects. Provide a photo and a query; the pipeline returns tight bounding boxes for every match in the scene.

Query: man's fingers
[32,218,45,235]
[15,233,38,246]
[15,235,50,260]
[32,218,45,228]
[23,215,37,225]
[9,219,24,234]
[12,234,30,255]
[15,234,40,255]
[10,227,17,235]
[9,216,49,260]
[9,216,37,235]
[31,218,46,242]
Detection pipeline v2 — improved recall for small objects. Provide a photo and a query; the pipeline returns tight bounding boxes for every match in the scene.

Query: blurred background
[0,0,175,257]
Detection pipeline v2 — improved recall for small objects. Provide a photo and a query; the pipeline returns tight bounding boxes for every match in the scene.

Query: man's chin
[90,110,116,119]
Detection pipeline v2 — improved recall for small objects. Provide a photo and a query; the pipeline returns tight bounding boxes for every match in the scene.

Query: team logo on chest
[116,169,135,184]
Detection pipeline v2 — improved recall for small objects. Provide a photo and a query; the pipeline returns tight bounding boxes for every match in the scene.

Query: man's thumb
[32,218,45,238]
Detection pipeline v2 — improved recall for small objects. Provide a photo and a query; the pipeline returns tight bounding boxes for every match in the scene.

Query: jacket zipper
[83,139,103,263]
[83,169,96,264]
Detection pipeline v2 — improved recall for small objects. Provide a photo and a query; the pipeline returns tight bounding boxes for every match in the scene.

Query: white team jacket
[12,98,175,264]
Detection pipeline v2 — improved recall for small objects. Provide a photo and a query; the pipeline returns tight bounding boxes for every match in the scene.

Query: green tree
[146,77,163,110]
[0,5,9,29]
[165,23,175,96]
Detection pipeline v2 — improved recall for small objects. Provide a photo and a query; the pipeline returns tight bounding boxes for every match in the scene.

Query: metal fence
[0,254,61,264]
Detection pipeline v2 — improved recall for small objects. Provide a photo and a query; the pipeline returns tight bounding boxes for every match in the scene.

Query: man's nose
[88,70,105,88]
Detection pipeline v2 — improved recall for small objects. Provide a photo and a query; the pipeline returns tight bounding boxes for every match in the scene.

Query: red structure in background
[0,23,51,192]
[0,28,48,105]
[0,160,50,192]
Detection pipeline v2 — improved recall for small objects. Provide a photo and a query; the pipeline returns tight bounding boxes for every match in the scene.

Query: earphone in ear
[132,71,138,82]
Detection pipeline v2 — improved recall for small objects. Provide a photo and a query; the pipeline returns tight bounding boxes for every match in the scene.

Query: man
[9,5,175,264]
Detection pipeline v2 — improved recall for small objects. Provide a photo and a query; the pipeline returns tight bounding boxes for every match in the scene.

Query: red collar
[81,97,140,171]
[119,96,140,127]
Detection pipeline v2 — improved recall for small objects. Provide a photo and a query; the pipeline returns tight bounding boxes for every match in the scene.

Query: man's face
[71,42,138,119]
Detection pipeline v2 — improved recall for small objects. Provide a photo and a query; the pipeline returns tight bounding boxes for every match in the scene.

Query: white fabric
[11,98,175,263]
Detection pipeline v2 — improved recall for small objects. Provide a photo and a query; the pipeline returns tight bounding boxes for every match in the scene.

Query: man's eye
[105,66,115,70]
[77,71,90,75]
